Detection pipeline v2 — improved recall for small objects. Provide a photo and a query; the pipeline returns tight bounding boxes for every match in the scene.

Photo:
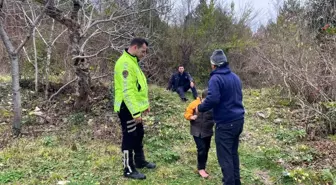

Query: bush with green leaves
[276,129,306,144]
[68,112,85,125]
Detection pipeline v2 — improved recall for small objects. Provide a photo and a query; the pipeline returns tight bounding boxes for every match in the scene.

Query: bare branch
[0,22,15,54]
[22,46,34,66]
[35,27,49,45]
[51,26,67,45]
[34,20,67,47]
[86,3,94,29]
[83,8,154,36]
[81,4,130,36]
[92,74,108,80]
[39,0,80,29]
[48,77,78,101]
[18,1,50,46]
[15,0,51,53]
[72,44,110,60]
[96,25,132,42]
[81,3,93,31]
[17,2,33,24]
[80,29,100,52]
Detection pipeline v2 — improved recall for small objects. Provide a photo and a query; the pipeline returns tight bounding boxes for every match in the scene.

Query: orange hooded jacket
[184,97,201,120]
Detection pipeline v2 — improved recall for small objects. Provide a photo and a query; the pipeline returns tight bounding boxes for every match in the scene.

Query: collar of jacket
[177,71,186,76]
[124,48,139,65]
[210,64,231,76]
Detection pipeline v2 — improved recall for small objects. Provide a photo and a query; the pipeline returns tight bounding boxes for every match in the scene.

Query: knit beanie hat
[210,49,227,67]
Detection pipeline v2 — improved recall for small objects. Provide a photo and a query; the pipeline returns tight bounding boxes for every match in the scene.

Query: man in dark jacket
[196,49,245,185]
[167,65,198,101]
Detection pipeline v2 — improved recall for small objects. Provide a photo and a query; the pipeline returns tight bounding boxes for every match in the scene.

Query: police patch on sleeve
[122,70,129,78]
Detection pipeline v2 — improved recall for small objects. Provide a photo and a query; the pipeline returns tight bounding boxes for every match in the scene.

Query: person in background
[167,65,198,101]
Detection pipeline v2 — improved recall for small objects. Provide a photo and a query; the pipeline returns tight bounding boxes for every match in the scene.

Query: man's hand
[190,81,195,88]
[190,115,198,120]
[135,116,142,124]
[143,107,150,115]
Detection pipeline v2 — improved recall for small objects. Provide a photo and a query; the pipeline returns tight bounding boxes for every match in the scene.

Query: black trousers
[193,136,212,170]
[215,119,244,185]
[176,85,198,99]
[118,104,147,173]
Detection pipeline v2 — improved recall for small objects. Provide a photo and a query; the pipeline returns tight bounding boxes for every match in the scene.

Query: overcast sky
[171,0,281,31]
[231,0,282,31]
[172,0,308,31]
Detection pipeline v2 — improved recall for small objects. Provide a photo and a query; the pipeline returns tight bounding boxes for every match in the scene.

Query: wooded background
[0,0,335,136]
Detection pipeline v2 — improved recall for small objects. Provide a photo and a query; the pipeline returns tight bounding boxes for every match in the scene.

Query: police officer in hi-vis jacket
[114,38,156,180]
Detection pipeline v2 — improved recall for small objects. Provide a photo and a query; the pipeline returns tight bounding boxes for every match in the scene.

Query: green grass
[0,75,11,83]
[0,86,335,185]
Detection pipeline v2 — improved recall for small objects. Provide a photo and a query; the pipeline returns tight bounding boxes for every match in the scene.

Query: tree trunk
[0,22,22,136]
[45,44,51,98]
[74,62,91,111]
[10,54,22,136]
[0,0,48,136]
[33,29,39,93]
[43,0,91,110]
[70,29,91,111]
[45,19,55,99]
[70,1,91,111]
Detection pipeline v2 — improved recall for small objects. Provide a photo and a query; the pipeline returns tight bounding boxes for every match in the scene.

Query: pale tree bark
[33,0,90,110]
[27,2,39,93]
[21,0,66,99]
[33,29,38,92]
[0,25,22,136]
[20,1,44,94]
[70,0,90,110]
[45,19,55,99]
[22,28,39,93]
[34,0,161,111]
[36,19,67,99]
[17,1,41,93]
[0,0,49,136]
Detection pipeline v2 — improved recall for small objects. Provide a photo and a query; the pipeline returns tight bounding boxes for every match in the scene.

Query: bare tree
[0,0,48,136]
[33,0,165,111]
[251,0,336,136]
[43,19,68,99]
[19,1,42,93]
[20,0,67,98]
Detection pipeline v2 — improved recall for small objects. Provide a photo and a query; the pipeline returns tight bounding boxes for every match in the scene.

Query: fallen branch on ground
[92,74,108,80]
[48,77,78,101]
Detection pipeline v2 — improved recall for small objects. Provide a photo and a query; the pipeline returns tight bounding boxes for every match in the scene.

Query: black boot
[135,161,156,169]
[122,150,146,179]
[124,169,146,180]
[134,149,156,169]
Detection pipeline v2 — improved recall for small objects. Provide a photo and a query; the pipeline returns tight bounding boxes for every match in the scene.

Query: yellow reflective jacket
[114,50,149,118]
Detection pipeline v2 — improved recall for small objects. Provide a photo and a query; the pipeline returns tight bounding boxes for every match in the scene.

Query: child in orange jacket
[184,89,214,178]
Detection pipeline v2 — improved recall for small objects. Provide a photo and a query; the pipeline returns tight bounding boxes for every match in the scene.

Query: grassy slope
[0,84,335,185]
